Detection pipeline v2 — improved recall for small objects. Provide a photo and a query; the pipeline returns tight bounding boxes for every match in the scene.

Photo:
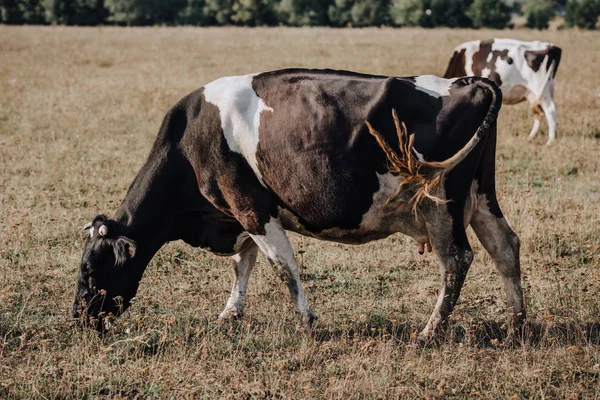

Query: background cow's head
[73,215,142,330]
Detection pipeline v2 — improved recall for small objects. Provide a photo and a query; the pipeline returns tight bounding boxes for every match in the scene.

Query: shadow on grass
[311,313,600,348]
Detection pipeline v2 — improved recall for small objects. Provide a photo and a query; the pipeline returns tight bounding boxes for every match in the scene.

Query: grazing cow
[444,39,561,145]
[73,69,525,341]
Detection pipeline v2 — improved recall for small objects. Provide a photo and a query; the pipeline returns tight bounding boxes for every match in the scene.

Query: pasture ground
[1,26,600,399]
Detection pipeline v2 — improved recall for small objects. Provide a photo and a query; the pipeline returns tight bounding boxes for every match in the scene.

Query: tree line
[1,0,598,29]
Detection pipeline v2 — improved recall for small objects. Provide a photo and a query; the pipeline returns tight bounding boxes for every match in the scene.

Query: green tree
[277,0,332,26]
[328,0,389,27]
[389,0,424,26]
[565,0,599,29]
[1,0,46,23]
[427,0,472,27]
[1,0,25,23]
[231,0,277,26]
[203,0,234,24]
[177,0,209,25]
[524,0,556,29]
[21,0,46,22]
[327,0,351,26]
[47,0,108,25]
[466,0,511,28]
[106,0,185,25]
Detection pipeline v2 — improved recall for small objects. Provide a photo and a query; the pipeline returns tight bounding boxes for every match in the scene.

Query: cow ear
[113,237,136,267]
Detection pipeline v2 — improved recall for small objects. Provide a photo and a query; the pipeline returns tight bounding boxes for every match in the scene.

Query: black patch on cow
[443,48,467,78]
[471,40,509,87]
[525,45,562,78]
[524,49,545,72]
[178,89,278,236]
[112,89,250,252]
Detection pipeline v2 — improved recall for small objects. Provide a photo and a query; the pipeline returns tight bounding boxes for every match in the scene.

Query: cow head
[72,215,142,330]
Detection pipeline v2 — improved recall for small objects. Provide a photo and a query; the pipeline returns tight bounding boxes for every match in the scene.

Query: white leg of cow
[470,196,525,331]
[219,241,259,320]
[541,94,557,146]
[527,118,541,141]
[418,213,473,342]
[249,218,316,329]
[526,93,544,142]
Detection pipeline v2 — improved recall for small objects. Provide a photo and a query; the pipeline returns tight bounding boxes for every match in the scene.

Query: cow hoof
[545,140,555,146]
[296,309,317,334]
[218,307,243,322]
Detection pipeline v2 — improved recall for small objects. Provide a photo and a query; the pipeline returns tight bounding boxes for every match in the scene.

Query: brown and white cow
[444,39,561,145]
[73,69,525,341]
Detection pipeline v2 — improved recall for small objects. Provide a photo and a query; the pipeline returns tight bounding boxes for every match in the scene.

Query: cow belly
[502,84,529,105]
[277,172,430,245]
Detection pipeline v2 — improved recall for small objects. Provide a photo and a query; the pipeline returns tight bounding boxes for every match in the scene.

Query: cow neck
[112,144,183,253]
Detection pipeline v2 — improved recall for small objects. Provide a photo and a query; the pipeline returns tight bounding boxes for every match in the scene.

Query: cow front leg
[419,220,473,342]
[219,241,259,321]
[249,218,316,330]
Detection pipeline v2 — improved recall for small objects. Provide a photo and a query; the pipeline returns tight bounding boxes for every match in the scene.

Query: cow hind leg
[219,240,259,320]
[541,94,557,145]
[470,196,525,331]
[248,218,316,330]
[419,213,474,342]
[527,101,544,142]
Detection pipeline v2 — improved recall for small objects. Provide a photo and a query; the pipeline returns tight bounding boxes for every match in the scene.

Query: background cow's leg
[249,218,316,330]
[528,116,542,141]
[541,89,557,145]
[527,95,544,142]
[419,211,473,342]
[219,241,259,320]
[470,195,525,331]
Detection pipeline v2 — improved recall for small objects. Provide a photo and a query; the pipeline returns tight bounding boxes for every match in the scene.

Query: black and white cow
[73,69,525,341]
[444,39,561,145]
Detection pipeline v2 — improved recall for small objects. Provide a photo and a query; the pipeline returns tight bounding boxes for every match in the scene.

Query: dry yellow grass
[1,26,600,399]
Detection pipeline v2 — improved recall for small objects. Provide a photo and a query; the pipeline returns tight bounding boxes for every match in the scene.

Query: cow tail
[430,77,502,173]
[366,78,501,213]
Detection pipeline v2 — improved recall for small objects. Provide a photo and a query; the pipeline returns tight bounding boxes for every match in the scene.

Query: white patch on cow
[359,172,400,231]
[486,52,493,62]
[203,74,273,185]
[462,40,481,76]
[89,227,94,238]
[414,75,457,98]
[481,67,491,79]
[249,218,312,319]
[232,232,251,253]
[219,243,258,320]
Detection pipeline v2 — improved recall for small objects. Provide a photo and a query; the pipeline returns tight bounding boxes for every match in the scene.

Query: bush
[565,0,599,29]
[328,0,389,27]
[427,0,472,28]
[177,0,209,25]
[106,0,185,25]
[389,0,427,26]
[525,0,556,30]
[45,0,108,25]
[1,0,46,24]
[230,0,277,26]
[277,0,332,26]
[466,0,511,29]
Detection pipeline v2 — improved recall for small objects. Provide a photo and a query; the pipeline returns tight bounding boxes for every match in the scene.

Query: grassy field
[1,26,600,399]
